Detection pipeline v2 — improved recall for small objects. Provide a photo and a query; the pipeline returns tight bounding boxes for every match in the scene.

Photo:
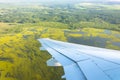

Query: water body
[64,29,120,50]
[67,36,108,48]
[112,42,120,47]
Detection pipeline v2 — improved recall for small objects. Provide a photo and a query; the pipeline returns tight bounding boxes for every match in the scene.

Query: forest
[0,3,120,31]
[0,2,120,80]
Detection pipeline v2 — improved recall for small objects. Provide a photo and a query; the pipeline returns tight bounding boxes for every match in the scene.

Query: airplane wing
[38,38,120,80]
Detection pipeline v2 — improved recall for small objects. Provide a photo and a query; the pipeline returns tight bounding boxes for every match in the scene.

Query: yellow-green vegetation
[41,28,66,41]
[68,34,83,37]
[0,23,66,80]
[0,23,14,34]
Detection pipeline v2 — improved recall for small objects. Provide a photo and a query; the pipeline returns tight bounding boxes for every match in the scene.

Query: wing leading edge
[38,38,120,80]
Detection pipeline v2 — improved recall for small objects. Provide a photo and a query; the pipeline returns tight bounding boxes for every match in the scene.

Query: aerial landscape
[0,0,120,80]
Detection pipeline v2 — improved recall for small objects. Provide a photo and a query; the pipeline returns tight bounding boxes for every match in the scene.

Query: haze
[0,0,120,3]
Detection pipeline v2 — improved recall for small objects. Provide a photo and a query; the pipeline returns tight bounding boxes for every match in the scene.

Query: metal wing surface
[38,38,120,80]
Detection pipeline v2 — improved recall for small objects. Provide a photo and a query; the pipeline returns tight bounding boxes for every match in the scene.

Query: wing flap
[63,63,86,80]
[78,60,111,80]
[105,68,120,80]
[89,56,120,71]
